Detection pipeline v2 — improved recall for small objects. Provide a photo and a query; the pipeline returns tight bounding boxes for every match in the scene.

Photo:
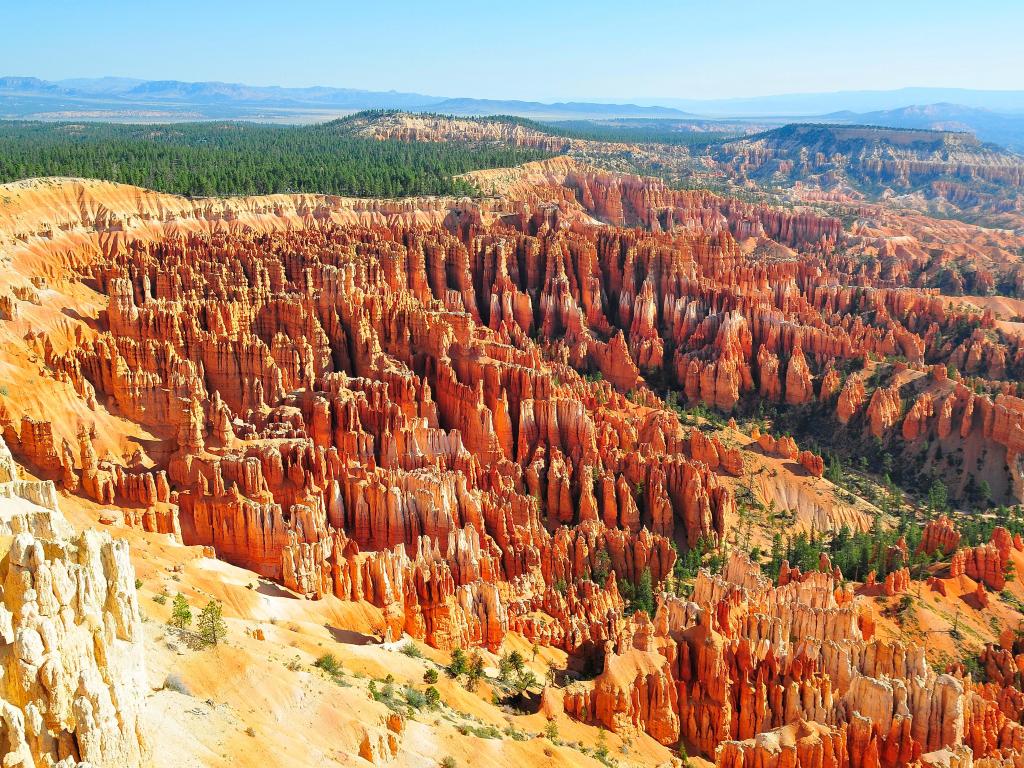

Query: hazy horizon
[7,76,1024,106]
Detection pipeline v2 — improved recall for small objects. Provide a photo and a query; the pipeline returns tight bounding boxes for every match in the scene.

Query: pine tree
[514,669,537,694]
[446,648,468,678]
[498,653,514,683]
[168,593,192,629]
[197,600,227,647]
[465,653,485,691]
[0,118,550,199]
[635,567,655,616]
[544,719,559,741]
[927,478,949,513]
[768,533,785,583]
[507,650,525,674]
[425,686,441,708]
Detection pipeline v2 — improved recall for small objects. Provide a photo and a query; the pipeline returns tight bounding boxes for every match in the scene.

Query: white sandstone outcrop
[0,434,148,767]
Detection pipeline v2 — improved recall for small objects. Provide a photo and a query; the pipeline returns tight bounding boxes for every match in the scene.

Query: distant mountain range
[0,76,693,121]
[640,87,1024,116]
[1,76,1022,152]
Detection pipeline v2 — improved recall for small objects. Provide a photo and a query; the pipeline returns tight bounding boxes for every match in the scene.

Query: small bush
[163,673,191,696]
[441,758,457,768]
[405,687,426,710]
[369,676,403,712]
[423,667,439,684]
[595,729,610,761]
[152,592,168,605]
[399,641,423,658]
[457,724,501,739]
[313,653,343,676]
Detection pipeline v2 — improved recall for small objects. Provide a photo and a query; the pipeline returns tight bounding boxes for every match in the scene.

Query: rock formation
[563,550,982,765]
[0,159,1022,768]
[0,434,149,767]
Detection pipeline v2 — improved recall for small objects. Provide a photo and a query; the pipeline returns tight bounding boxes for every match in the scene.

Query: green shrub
[404,687,426,710]
[465,653,485,691]
[457,723,501,739]
[425,686,441,708]
[962,653,988,683]
[399,641,423,658]
[168,593,192,629]
[314,653,343,676]
[447,648,468,678]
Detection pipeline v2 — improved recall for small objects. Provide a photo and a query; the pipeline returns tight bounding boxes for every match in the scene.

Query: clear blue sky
[3,0,1022,100]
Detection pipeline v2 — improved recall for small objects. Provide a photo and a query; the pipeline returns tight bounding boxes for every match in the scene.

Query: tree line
[0,119,552,198]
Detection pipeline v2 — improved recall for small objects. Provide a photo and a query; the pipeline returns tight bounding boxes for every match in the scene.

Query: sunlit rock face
[0,432,148,768]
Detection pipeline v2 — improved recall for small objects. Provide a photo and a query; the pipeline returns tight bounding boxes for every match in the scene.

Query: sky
[4,0,1023,101]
